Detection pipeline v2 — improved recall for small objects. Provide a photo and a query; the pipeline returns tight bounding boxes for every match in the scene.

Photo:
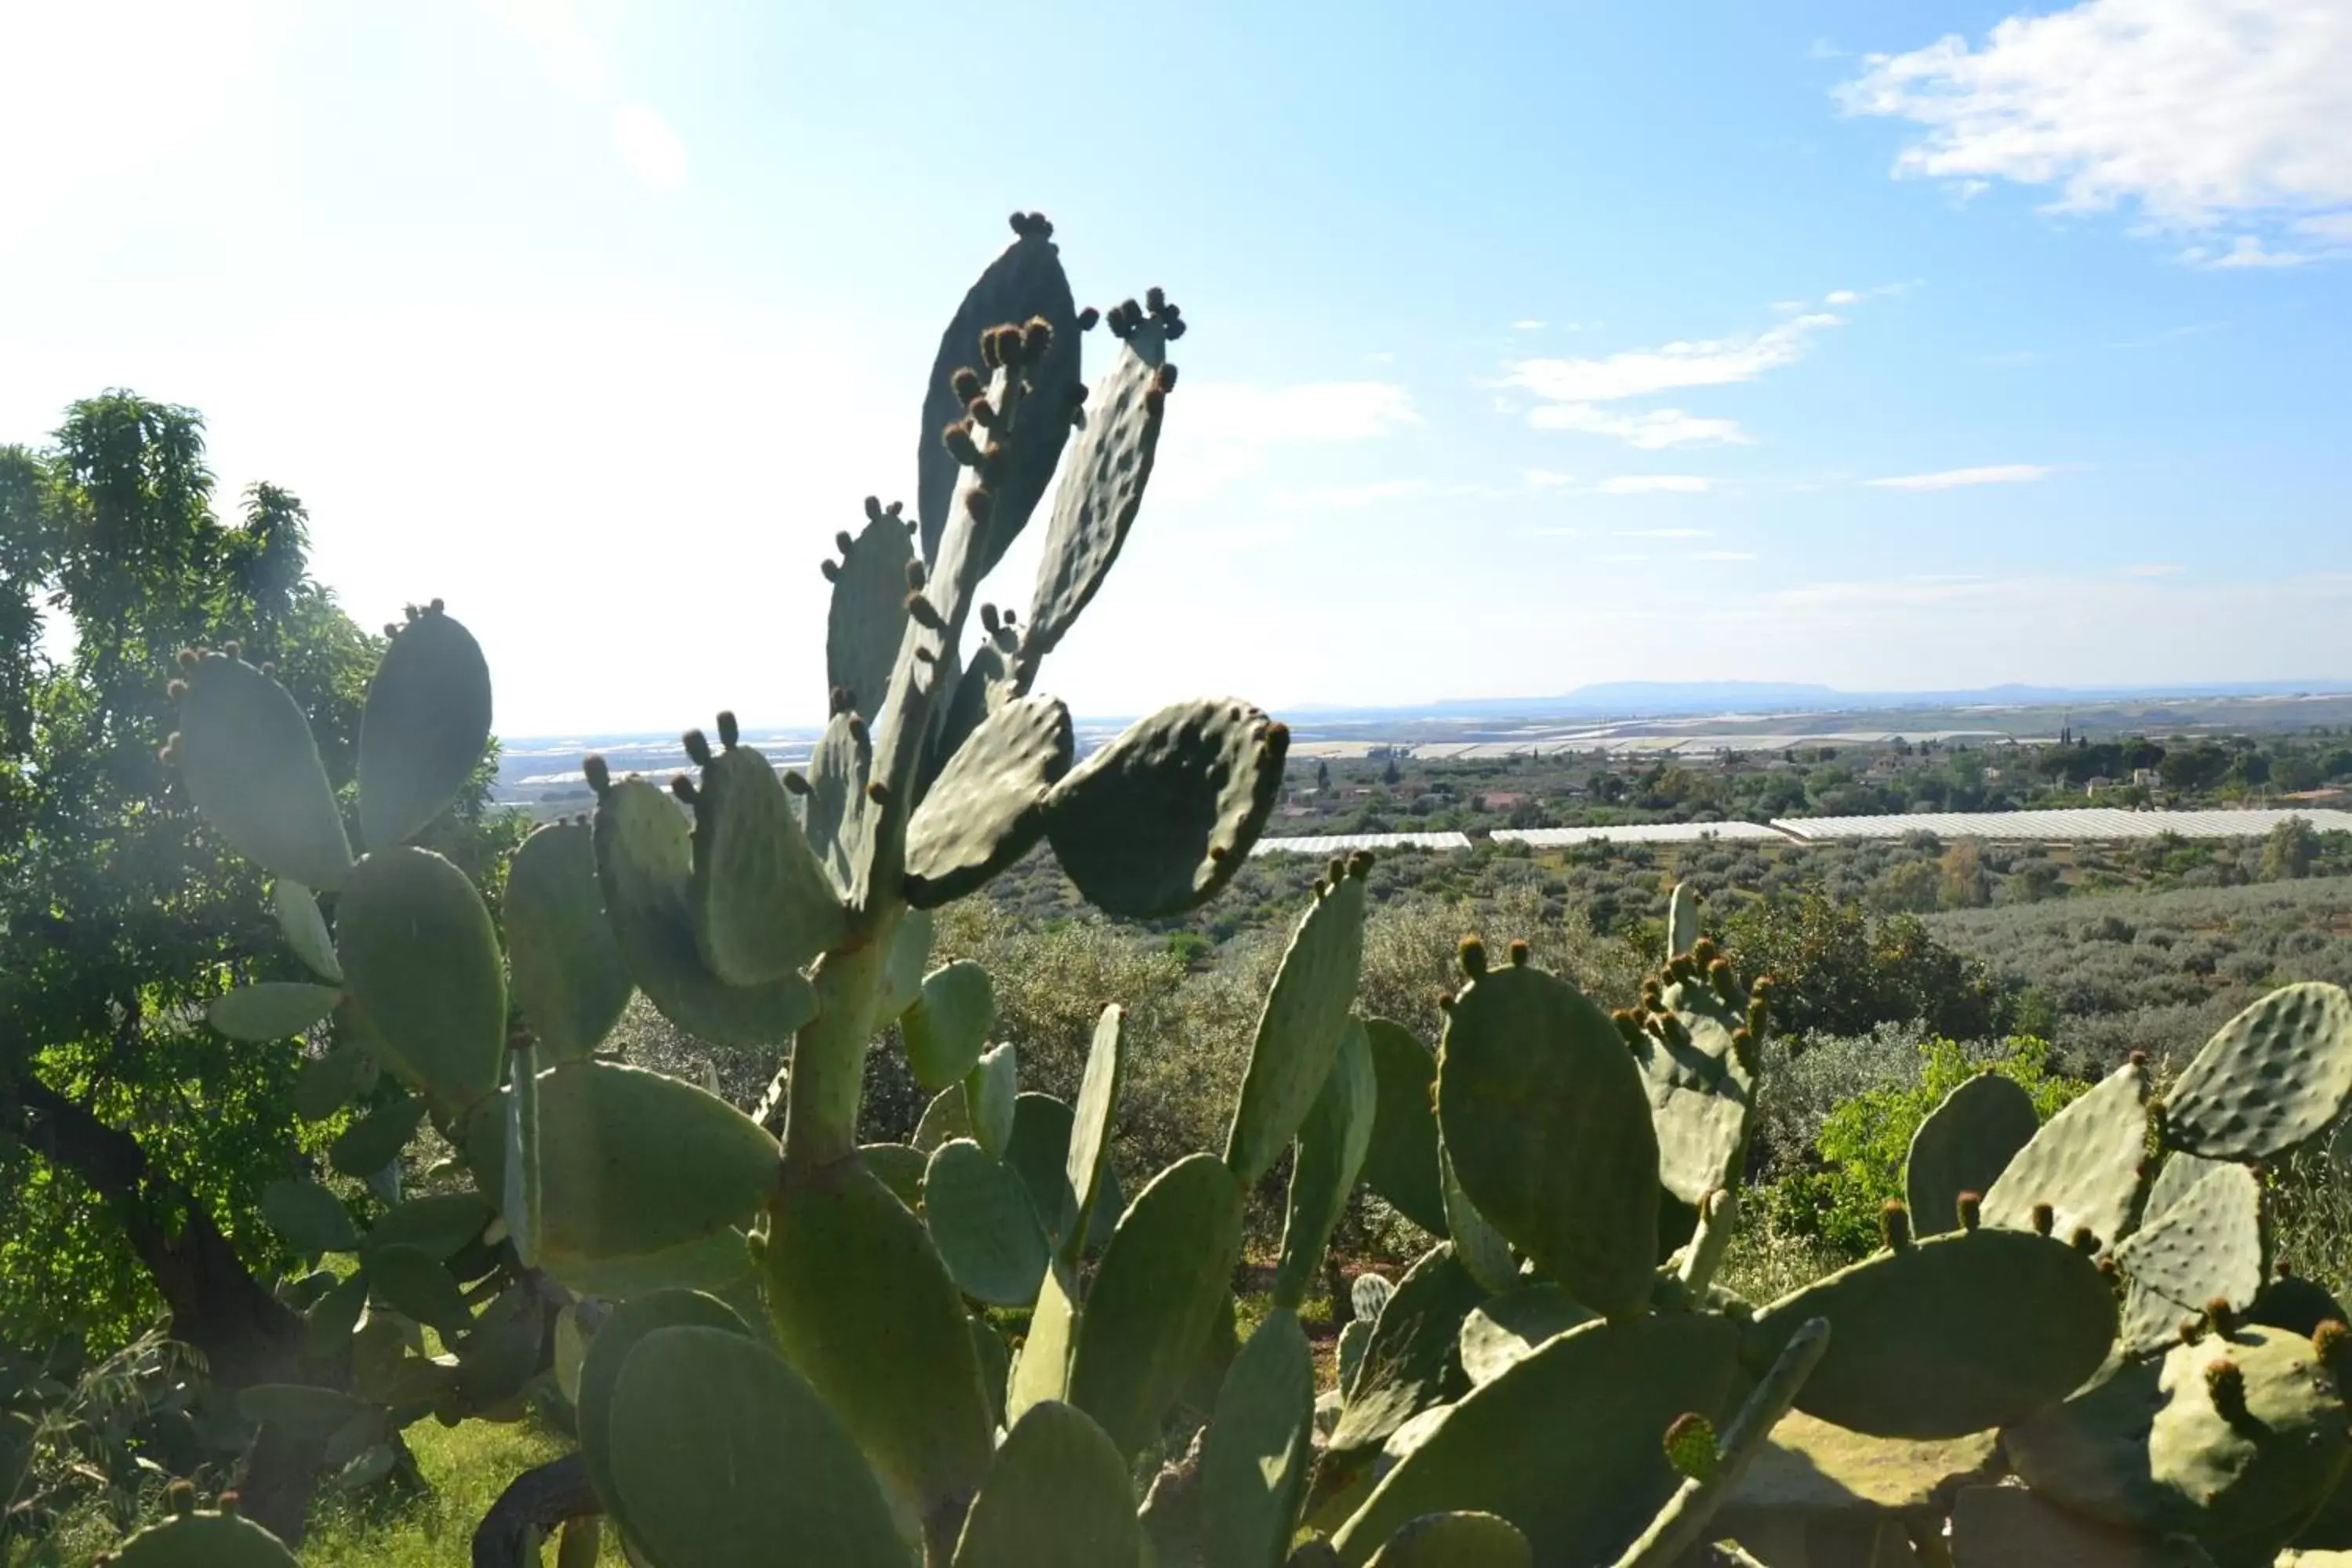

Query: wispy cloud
[1156,380,1421,499]
[1596,476,1713,495]
[1693,550,1761,561]
[1867,463,2056,491]
[1617,528,1714,539]
[1510,319,1546,331]
[2124,562,2183,576]
[1839,0,2352,263]
[1504,310,1858,447]
[1272,479,1438,510]
[1526,405,1753,449]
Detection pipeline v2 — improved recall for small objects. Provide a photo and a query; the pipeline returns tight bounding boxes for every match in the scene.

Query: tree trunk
[0,1062,333,1546]
[471,1454,601,1568]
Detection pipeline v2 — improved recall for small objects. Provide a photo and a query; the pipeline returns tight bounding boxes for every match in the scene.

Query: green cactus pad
[2250,1271,2348,1338]
[368,1243,471,1334]
[1360,1018,1447,1236]
[1276,1022,1377,1310]
[1906,1071,2041,1237]
[1634,978,1757,1209]
[335,845,505,1112]
[764,1156,995,1509]
[1201,1307,1317,1568]
[593,776,815,1048]
[1442,1144,1520,1296]
[1457,1283,1595,1388]
[1436,962,1661,1320]
[1069,1152,1248,1459]
[1364,1512,1532,1567]
[915,1083,975,1151]
[365,1192,492,1260]
[802,710,873,899]
[450,1283,544,1411]
[1747,1227,2118,1439]
[965,1042,1018,1158]
[2144,1151,2233,1228]
[327,1093,426,1178]
[1327,1243,1484,1466]
[2151,1326,2352,1560]
[687,743,848,986]
[953,1399,1145,1568]
[1000,1091,1125,1256]
[109,1508,300,1568]
[207,982,341,1042]
[1330,1311,1740,1566]
[1227,869,1370,1187]
[307,1269,368,1356]
[1044,699,1288,917]
[575,1288,753,1533]
[902,960,998,1090]
[1337,1319,1373,1398]
[2166,982,2352,1163]
[924,626,1019,792]
[272,880,340,981]
[175,649,353,891]
[904,695,1074,907]
[2114,1162,2267,1354]
[606,1324,904,1568]
[827,505,913,720]
[503,822,631,1059]
[861,1141,928,1208]
[873,905,934,1026]
[1983,1055,2150,1251]
[262,1178,358,1254]
[924,1138,1051,1306]
[522,1061,778,1276]
[357,604,492,851]
[1020,319,1170,672]
[1950,1484,2216,1568]
[503,1041,541,1267]
[1062,1004,1126,1259]
[291,1044,368,1121]
[1666,882,1700,957]
[1007,1260,1080,1423]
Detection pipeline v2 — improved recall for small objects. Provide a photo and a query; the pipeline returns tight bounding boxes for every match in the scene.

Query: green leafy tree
[2261,815,2318,881]
[1723,891,2011,1042]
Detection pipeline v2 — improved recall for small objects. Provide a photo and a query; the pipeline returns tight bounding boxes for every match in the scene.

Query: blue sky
[3,0,2347,733]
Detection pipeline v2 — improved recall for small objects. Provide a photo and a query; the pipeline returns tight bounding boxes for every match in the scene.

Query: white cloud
[1840,0,2352,260]
[1693,550,1761,562]
[1150,381,1421,501]
[1596,476,1713,495]
[1272,480,1435,510]
[1824,289,1862,305]
[1617,528,1714,539]
[612,104,688,188]
[1508,314,1841,404]
[1511,319,1546,331]
[1867,463,2055,490]
[1523,468,1578,492]
[1526,405,1753,449]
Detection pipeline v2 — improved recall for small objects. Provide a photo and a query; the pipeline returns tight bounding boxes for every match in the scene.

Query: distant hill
[1283,678,2352,721]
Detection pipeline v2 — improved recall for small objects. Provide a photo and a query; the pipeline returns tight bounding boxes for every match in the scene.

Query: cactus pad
[953,1399,1145,1568]
[1746,1227,2118,1438]
[1226,864,1370,1186]
[272,879,340,982]
[1983,1055,2150,1251]
[1441,1143,1520,1296]
[2114,1162,2267,1354]
[1327,1243,1484,1465]
[1360,1018,1447,1235]
[176,649,352,890]
[336,845,506,1112]
[1906,1070,2040,1237]
[109,1508,300,1567]
[207,982,341,1042]
[1436,962,1661,1320]
[593,776,815,1047]
[1007,1260,1080,1423]
[1061,1004,1127,1261]
[575,1288,753,1531]
[689,742,847,985]
[2165,982,2352,1163]
[1043,698,1287,916]
[924,1138,1051,1306]
[368,1243,470,1334]
[1068,1152,1247,1459]
[1666,883,1700,958]
[1949,1484,2215,1568]
[605,1324,903,1568]
[800,710,872,899]
[357,604,492,851]
[1330,1311,1740,1566]
[503,821,631,1060]
[365,1192,492,1260]
[965,1041,1018,1157]
[902,960,997,1090]
[261,1177,358,1255]
[1635,976,1758,1208]
[999,1091,1122,1254]
[327,1093,425,1178]
[2151,1325,2352,1559]
[1276,1022,1377,1309]
[1457,1283,1595,1388]
[915,1082,975,1151]
[1364,1512,1532,1567]
[917,223,1079,568]
[764,1156,995,1508]
[826,506,913,721]
[1020,317,1170,673]
[2144,1150,2232,1228]
[1201,1306,1318,1568]
[904,695,1073,907]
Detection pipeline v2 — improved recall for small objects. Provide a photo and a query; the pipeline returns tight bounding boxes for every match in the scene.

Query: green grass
[301,1418,619,1568]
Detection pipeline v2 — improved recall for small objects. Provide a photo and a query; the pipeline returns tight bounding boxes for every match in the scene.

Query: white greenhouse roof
[1493,822,1791,847]
[1250,832,1475,857]
[1770,808,2352,842]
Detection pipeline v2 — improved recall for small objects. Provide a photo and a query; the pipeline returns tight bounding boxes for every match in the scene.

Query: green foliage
[1724,891,2011,1041]
[1764,1036,2087,1256]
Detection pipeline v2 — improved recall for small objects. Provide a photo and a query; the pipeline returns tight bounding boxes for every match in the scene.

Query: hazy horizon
[5,0,2347,733]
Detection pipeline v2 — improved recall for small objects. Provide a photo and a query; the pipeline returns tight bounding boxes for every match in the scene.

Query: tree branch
[471,1454,602,1568]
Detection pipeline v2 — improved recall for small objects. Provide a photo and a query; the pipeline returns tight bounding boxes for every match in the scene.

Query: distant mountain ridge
[1281,678,2352,722]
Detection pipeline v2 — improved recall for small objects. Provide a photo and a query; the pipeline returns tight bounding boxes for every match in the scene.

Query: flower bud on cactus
[1507,938,1530,967]
[166,677,187,701]
[949,368,982,403]
[1691,936,1718,966]
[782,771,811,796]
[820,558,840,582]
[717,711,739,748]
[942,421,984,467]
[2071,1226,2100,1255]
[1457,936,1488,978]
[2031,1201,2055,1237]
[2205,1358,2247,1422]
[1956,1191,1982,1232]
[1077,304,1100,331]
[1662,1413,1719,1483]
[176,646,200,670]
[671,775,698,805]
[166,1481,196,1517]
[1880,1200,1912,1250]
[2206,1297,2237,1336]
[2314,1319,2347,1375]
[684,728,713,768]
[1156,362,1180,394]
[583,755,610,795]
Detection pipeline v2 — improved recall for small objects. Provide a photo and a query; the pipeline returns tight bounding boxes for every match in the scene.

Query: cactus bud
[1436,989,1456,1014]
[1348,850,1375,877]
[1077,304,1101,331]
[683,728,712,768]
[166,1480,196,1517]
[1457,935,1488,979]
[1708,956,1737,1000]
[258,661,276,678]
[165,677,187,702]
[833,530,855,557]
[980,326,1004,368]
[966,394,998,430]
[1613,1010,1645,1047]
[2180,1317,2205,1345]
[1880,1200,1911,1250]
[846,716,868,745]
[583,755,611,795]
[2205,1358,2247,1421]
[915,644,938,663]
[966,487,996,527]
[2031,1201,2055,1237]
[2314,1319,2347,1372]
[670,775,698,805]
[782,770,811,796]
[820,558,840,582]
[1662,1413,1718,1482]
[1022,315,1054,361]
[1692,936,1719,966]
[1145,285,1167,313]
[949,367,983,403]
[1668,954,1697,984]
[1507,937,1530,967]
[907,592,946,631]
[866,780,891,807]
[1640,978,1664,1009]
[1731,1027,1759,1076]
[1156,362,1179,394]
[216,1490,241,1518]
[942,420,985,467]
[1955,1191,1982,1232]
[1312,877,1330,897]
[157,735,180,767]
[2129,1049,2148,1066]
[2206,1296,2237,1336]
[1164,316,1187,339]
[1751,975,1775,995]
[176,646,200,670]
[2071,1226,2100,1255]
[981,603,1001,634]
[716,711,739,749]
[862,495,884,522]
